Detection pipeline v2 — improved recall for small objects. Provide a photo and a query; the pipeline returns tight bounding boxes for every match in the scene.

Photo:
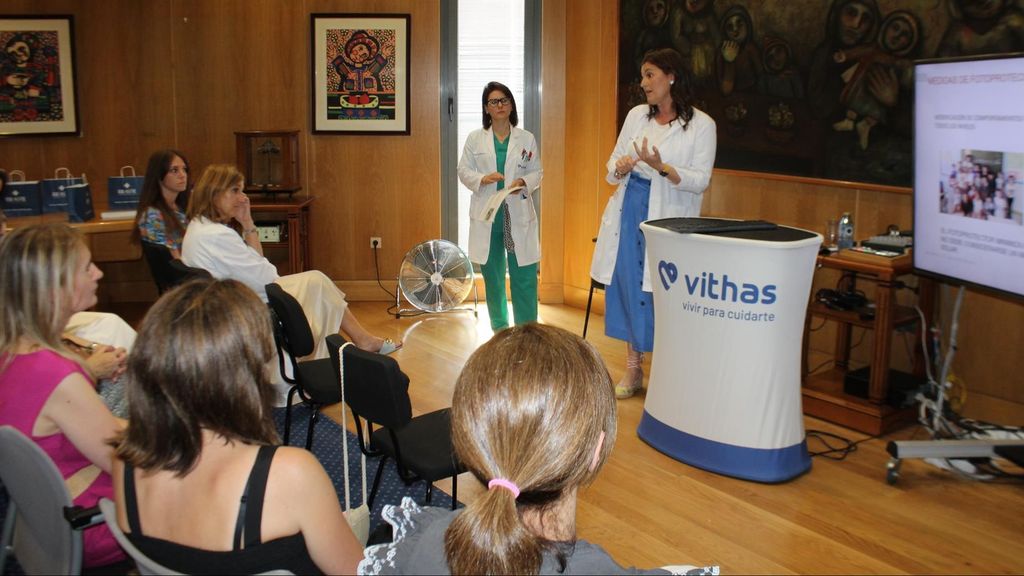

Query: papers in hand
[482,185,526,223]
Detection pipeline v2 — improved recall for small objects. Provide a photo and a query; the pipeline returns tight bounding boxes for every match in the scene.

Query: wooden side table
[251,196,313,276]
[801,251,935,434]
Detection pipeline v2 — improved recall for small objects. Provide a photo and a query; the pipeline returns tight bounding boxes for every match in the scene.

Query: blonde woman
[0,223,127,569]
[180,165,399,398]
[0,174,132,411]
[360,324,714,575]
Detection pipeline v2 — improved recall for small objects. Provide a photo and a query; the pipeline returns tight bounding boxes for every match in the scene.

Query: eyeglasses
[487,97,511,108]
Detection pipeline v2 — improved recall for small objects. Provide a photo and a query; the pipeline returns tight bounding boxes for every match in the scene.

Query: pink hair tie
[487,478,520,498]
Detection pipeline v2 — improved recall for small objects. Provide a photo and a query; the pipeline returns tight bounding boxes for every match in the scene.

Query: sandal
[614,352,644,399]
[377,338,403,355]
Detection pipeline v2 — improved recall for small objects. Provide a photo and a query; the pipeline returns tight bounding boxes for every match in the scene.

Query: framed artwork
[0,15,79,136]
[617,0,1023,189]
[310,13,410,135]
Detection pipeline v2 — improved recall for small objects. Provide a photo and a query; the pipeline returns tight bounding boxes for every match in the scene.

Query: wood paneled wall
[0,0,440,299]
[2,1,1019,423]
[556,0,1022,424]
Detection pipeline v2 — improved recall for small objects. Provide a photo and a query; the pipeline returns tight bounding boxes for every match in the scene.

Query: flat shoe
[378,338,402,355]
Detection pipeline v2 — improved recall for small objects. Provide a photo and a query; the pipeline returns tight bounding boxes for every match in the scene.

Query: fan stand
[394,279,479,319]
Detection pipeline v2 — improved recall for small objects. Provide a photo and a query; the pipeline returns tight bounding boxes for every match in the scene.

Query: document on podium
[482,185,526,223]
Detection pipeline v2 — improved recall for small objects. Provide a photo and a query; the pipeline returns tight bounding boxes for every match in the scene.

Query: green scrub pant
[480,206,538,331]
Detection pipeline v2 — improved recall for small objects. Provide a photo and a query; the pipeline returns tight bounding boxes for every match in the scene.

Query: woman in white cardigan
[181,165,400,363]
[591,48,716,399]
[458,82,543,332]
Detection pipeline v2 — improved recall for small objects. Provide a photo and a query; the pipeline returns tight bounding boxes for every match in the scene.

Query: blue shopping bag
[41,167,84,214]
[66,180,94,223]
[107,165,144,210]
[1,170,42,217]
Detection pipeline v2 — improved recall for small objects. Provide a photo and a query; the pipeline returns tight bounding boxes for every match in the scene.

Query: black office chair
[326,334,462,510]
[265,283,341,449]
[140,240,178,294]
[140,240,211,294]
[583,238,605,339]
[169,258,212,284]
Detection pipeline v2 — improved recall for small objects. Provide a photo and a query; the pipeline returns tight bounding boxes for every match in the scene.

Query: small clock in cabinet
[235,130,302,196]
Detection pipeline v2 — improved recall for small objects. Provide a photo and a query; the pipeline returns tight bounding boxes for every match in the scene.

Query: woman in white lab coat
[590,48,717,399]
[458,82,543,331]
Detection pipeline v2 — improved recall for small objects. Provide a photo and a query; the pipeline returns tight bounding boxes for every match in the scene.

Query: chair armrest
[63,504,103,530]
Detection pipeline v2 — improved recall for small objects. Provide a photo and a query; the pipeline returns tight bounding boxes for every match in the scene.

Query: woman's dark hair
[481,81,519,129]
[0,169,6,232]
[114,278,279,475]
[642,48,696,130]
[444,324,616,574]
[130,149,191,245]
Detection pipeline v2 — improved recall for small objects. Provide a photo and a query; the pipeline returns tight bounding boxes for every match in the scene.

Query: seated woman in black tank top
[110,279,363,574]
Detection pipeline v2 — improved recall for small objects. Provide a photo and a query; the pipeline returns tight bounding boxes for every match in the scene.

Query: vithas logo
[658,260,777,304]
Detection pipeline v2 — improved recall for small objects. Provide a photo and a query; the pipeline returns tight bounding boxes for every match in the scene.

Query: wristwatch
[658,164,670,178]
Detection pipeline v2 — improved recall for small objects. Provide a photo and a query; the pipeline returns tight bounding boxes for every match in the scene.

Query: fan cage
[395,239,478,317]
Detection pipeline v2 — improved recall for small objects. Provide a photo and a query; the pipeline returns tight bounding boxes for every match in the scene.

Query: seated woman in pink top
[0,223,127,569]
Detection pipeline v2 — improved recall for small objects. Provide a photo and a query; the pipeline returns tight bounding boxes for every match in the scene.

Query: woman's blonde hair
[186,164,243,223]
[0,223,87,369]
[115,278,278,474]
[444,323,616,574]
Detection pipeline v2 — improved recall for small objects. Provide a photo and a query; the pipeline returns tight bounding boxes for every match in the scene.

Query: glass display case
[235,130,301,196]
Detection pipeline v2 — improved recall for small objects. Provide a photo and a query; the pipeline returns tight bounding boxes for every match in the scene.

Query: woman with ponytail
[359,324,714,575]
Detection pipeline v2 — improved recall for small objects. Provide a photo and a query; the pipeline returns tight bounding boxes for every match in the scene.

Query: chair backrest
[0,426,82,575]
[141,241,211,294]
[326,334,412,430]
[266,283,315,358]
[140,240,177,294]
[168,259,212,284]
[98,498,182,575]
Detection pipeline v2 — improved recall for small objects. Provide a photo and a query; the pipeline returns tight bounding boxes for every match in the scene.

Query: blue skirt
[605,175,654,352]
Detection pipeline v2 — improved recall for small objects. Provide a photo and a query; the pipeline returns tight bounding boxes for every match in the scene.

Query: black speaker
[815,288,867,311]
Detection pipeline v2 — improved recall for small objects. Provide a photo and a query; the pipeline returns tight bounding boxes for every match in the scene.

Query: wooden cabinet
[251,196,313,276]
[801,251,935,435]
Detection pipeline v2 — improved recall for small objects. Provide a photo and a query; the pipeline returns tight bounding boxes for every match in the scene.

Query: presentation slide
[914,56,1024,299]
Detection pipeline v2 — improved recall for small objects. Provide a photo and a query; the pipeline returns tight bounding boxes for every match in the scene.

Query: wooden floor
[314,300,1024,574]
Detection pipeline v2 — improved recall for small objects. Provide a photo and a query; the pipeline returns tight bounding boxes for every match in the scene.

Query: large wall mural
[618,0,1024,187]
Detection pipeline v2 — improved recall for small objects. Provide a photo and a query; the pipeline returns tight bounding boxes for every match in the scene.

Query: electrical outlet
[370,236,382,249]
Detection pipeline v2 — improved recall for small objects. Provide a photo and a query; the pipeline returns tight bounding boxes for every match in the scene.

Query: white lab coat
[590,104,717,292]
[458,126,543,266]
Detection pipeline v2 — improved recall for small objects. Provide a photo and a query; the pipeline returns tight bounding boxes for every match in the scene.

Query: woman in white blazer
[590,48,717,399]
[458,82,543,331]
[181,165,400,403]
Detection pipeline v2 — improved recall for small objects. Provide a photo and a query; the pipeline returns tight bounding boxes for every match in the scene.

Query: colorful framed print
[0,16,79,136]
[311,13,410,135]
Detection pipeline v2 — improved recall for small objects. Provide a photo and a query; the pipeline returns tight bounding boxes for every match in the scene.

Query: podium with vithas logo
[638,218,820,483]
